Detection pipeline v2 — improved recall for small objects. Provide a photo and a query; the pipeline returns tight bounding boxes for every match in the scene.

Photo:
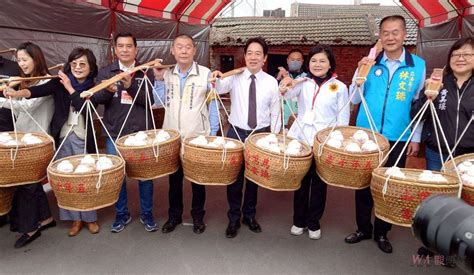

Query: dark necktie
[248,74,257,129]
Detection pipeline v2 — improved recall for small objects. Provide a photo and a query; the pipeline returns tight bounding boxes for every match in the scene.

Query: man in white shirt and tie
[212,37,281,238]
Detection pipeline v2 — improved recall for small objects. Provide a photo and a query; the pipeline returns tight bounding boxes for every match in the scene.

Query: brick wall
[211,45,416,86]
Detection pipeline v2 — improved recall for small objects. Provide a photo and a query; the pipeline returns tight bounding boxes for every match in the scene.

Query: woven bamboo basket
[182,136,244,185]
[313,126,390,190]
[48,154,125,211]
[245,133,313,191]
[116,130,181,180]
[443,153,474,206]
[371,168,459,227]
[0,132,54,187]
[0,187,15,215]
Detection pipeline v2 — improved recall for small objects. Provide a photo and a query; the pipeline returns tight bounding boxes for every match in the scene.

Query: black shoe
[225,222,241,238]
[0,215,8,227]
[14,231,41,248]
[161,219,181,233]
[193,220,206,234]
[375,235,393,254]
[39,220,56,232]
[344,231,372,244]
[242,218,262,233]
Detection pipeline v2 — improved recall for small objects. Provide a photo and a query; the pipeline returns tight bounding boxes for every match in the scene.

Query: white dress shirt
[215,68,281,133]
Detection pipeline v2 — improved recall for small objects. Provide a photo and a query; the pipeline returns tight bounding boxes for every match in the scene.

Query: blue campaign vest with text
[356,51,425,142]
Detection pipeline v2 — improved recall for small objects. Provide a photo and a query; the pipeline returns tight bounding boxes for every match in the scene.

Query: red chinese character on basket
[462,193,472,204]
[251,166,259,175]
[56,181,63,191]
[245,150,251,160]
[260,169,270,179]
[325,154,334,165]
[400,190,415,201]
[418,191,431,201]
[229,156,238,166]
[262,158,270,169]
[337,159,346,168]
[252,154,260,164]
[128,154,135,161]
[64,182,73,193]
[401,208,413,221]
[78,183,86,193]
[139,152,146,162]
[364,160,373,170]
[245,161,251,169]
[351,160,360,169]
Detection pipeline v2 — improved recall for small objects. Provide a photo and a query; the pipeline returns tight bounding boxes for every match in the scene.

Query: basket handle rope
[317,88,372,160]
[115,67,150,142]
[143,75,161,160]
[377,99,429,168]
[449,111,474,160]
[179,88,216,159]
[281,95,311,146]
[6,95,56,168]
[85,101,104,192]
[48,99,88,168]
[277,95,294,172]
[7,97,19,168]
[428,102,463,198]
[357,86,384,164]
[380,100,430,199]
[316,85,361,158]
[210,85,230,169]
[89,101,124,160]
[89,100,128,190]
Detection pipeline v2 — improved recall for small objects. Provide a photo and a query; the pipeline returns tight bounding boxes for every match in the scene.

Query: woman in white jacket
[281,45,350,240]
[2,42,55,248]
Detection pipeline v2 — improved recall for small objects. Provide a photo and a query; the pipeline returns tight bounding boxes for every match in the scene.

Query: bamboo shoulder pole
[80,60,173,98]
[208,67,246,82]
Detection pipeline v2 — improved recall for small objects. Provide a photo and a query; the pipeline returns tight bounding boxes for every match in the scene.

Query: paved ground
[0,172,463,275]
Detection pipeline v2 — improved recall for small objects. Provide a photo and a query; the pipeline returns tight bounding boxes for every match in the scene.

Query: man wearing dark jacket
[92,32,156,233]
[0,54,19,227]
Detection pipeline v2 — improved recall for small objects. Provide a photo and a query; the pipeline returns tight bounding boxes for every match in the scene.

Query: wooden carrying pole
[0,75,59,92]
[48,63,64,71]
[355,40,383,87]
[0,48,16,55]
[0,75,59,84]
[424,68,444,100]
[80,60,173,98]
[208,67,246,82]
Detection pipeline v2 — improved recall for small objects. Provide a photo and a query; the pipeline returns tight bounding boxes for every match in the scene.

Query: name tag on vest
[121,90,133,105]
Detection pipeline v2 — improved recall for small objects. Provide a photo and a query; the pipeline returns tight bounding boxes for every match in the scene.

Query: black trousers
[168,163,206,222]
[226,125,269,224]
[10,183,52,233]
[355,141,407,237]
[293,159,327,231]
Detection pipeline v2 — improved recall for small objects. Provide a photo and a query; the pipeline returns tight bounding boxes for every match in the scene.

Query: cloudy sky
[220,0,398,17]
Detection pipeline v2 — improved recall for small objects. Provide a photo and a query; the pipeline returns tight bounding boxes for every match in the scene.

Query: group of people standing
[0,15,472,261]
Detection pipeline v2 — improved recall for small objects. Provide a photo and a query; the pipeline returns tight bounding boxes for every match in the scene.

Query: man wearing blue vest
[345,15,425,254]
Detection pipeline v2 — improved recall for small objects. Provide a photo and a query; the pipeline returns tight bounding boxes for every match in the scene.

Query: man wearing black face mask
[0,54,20,227]
[276,49,307,129]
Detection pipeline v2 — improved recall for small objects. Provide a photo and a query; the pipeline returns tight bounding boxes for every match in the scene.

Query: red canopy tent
[0,0,231,67]
[86,0,231,25]
[399,0,474,72]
